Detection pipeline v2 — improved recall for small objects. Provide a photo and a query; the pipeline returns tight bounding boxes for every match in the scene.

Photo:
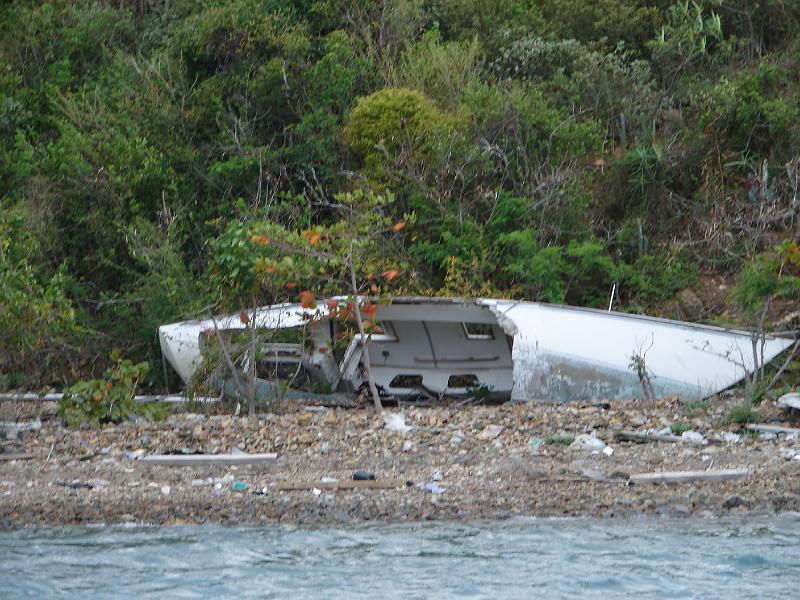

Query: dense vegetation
[1,0,798,390]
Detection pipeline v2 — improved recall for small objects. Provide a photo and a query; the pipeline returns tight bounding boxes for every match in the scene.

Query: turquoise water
[2,517,799,599]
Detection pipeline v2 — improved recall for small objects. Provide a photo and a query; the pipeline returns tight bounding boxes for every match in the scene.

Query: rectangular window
[462,322,494,340]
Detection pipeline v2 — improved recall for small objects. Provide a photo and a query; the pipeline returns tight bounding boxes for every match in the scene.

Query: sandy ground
[2,397,800,526]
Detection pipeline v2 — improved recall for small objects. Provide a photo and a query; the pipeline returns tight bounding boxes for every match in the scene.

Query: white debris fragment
[383,412,412,434]
[569,433,605,451]
[477,425,504,441]
[602,446,614,456]
[777,392,800,410]
[681,431,707,444]
[721,432,741,443]
[160,486,171,495]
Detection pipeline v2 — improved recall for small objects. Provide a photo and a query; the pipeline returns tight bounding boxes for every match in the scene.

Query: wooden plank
[0,452,35,462]
[629,469,748,484]
[615,431,684,443]
[140,453,277,466]
[746,424,800,435]
[277,479,407,490]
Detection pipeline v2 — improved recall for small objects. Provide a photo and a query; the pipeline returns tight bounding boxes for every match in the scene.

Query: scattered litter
[602,446,614,456]
[681,431,706,445]
[701,454,710,462]
[214,474,235,485]
[656,427,673,436]
[353,471,375,481]
[312,488,322,496]
[214,483,223,490]
[191,479,206,486]
[417,482,445,494]
[477,425,504,441]
[432,469,443,482]
[231,481,248,492]
[569,433,605,451]
[383,413,412,434]
[320,477,338,484]
[125,449,147,460]
[160,486,171,495]
[86,479,109,488]
[56,480,93,490]
[451,435,463,445]
[402,440,413,453]
[777,392,800,410]
[721,432,741,443]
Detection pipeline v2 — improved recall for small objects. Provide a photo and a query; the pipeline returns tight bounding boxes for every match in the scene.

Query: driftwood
[745,424,800,435]
[0,452,35,462]
[614,430,709,445]
[139,453,277,466]
[276,479,407,490]
[629,469,749,484]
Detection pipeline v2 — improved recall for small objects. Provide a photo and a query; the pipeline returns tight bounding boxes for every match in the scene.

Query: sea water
[1,516,799,599]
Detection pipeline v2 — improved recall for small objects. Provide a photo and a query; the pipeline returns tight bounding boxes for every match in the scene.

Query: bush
[59,356,152,427]
[725,404,760,426]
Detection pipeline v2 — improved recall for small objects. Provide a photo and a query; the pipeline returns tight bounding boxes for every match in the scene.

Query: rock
[677,288,704,321]
[477,425,503,441]
[723,495,746,509]
[353,471,375,481]
[777,392,800,410]
[432,469,443,481]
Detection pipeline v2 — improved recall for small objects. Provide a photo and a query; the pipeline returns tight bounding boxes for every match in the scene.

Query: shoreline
[2,398,800,527]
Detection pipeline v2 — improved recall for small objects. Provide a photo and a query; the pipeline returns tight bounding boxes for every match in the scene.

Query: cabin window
[370,320,398,342]
[448,374,479,388]
[462,322,494,340]
[389,374,423,388]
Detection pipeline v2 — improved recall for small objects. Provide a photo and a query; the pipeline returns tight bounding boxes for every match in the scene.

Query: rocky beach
[2,396,800,527]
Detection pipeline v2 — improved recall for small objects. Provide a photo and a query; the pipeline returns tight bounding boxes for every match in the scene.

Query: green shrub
[725,404,760,426]
[670,422,692,435]
[682,399,711,414]
[545,433,576,446]
[59,356,151,427]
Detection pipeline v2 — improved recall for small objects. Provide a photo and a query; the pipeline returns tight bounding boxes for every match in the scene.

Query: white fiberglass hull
[158,298,794,402]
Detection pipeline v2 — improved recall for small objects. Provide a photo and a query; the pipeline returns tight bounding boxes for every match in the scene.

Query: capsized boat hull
[158,298,794,402]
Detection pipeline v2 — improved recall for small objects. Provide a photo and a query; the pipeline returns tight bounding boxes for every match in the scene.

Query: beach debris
[277,479,406,490]
[0,453,35,462]
[432,469,443,481]
[720,432,741,443]
[353,471,375,481]
[477,425,504,441]
[383,412,412,434]
[450,434,463,445]
[312,488,322,496]
[746,424,800,436]
[320,477,338,484]
[139,452,277,466]
[629,469,749,484]
[86,479,109,488]
[231,481,248,492]
[602,446,614,456]
[569,433,605,451]
[1,418,41,441]
[160,485,171,495]
[401,440,413,452]
[777,392,800,411]
[125,449,147,460]
[417,482,445,494]
[56,480,93,490]
[615,431,697,444]
[680,431,706,445]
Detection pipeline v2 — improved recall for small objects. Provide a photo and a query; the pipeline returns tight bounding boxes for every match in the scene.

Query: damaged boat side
[158,297,794,402]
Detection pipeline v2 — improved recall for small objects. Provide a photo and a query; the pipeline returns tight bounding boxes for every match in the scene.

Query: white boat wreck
[158,297,794,402]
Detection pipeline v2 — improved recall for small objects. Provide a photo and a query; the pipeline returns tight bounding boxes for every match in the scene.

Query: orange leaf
[319,346,329,353]
[299,290,315,309]
[362,303,378,318]
[370,283,379,293]
[309,233,321,246]
[250,234,270,245]
[286,281,298,289]
[393,220,406,232]
[382,269,400,282]
[325,299,338,310]
[240,310,251,324]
